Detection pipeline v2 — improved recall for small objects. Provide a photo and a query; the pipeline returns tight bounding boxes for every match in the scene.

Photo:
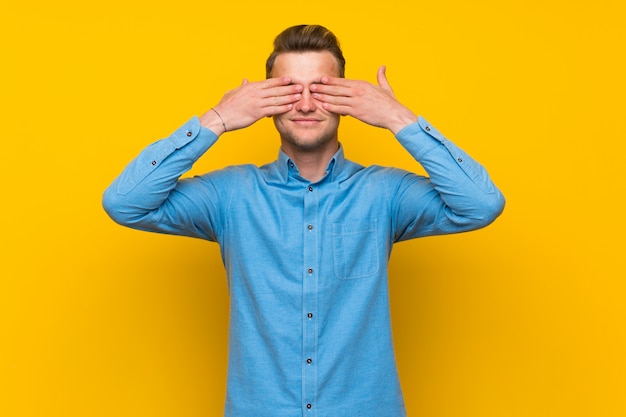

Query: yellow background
[1,0,625,416]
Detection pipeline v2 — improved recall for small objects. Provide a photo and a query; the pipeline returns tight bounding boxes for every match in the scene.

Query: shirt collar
[276,143,346,184]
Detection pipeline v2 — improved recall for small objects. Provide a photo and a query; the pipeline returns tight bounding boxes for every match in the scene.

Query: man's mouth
[292,118,321,125]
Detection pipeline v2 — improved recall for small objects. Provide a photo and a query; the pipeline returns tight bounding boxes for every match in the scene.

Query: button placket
[302,182,318,413]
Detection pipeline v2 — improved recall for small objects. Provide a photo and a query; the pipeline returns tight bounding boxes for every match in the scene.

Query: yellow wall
[1,1,624,416]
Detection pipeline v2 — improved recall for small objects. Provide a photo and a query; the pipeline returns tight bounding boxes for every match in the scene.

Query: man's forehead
[272,51,340,80]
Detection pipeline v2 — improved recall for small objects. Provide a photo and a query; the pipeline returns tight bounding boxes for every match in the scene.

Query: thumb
[242,78,249,85]
[377,66,393,92]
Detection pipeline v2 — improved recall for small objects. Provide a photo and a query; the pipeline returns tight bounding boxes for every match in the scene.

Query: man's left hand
[310,66,418,134]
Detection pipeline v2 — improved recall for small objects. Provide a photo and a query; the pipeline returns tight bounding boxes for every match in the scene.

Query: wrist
[199,108,227,136]
[388,107,419,135]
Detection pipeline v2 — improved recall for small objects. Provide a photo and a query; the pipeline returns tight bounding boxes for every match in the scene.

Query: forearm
[102,116,219,228]
[395,117,505,229]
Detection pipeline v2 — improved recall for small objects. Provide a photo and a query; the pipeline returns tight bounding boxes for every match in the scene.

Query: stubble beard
[282,130,337,152]
[276,117,340,153]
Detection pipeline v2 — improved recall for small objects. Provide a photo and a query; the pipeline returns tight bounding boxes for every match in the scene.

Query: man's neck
[282,142,339,183]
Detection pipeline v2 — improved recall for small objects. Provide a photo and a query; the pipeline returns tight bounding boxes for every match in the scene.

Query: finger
[264,103,295,117]
[261,91,302,108]
[264,84,303,98]
[319,76,360,94]
[377,66,393,92]
[262,76,293,89]
[242,78,249,85]
[311,92,352,107]
[310,82,351,97]
[319,101,351,116]
[320,75,355,86]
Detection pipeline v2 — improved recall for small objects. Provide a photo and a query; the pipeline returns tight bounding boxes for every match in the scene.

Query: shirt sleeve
[102,116,227,241]
[390,116,505,242]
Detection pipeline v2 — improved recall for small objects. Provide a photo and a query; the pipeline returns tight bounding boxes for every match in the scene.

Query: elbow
[475,189,506,228]
[102,186,135,227]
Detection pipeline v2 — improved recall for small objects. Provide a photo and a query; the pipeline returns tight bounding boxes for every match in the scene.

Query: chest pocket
[332,219,379,279]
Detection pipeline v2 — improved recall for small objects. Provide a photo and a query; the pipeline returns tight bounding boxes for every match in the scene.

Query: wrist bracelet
[211,108,227,132]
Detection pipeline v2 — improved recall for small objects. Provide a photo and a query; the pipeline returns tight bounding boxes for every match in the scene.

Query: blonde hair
[266,24,346,78]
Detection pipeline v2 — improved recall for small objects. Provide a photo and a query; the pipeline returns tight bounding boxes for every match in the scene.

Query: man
[103,24,504,417]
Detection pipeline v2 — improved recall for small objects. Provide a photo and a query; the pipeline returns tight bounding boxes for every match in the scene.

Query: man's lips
[292,118,322,125]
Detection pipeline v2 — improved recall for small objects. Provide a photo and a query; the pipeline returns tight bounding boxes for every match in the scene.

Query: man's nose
[295,89,317,113]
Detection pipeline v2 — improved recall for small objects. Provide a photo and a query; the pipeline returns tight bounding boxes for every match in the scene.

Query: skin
[270,51,342,169]
[199,51,418,181]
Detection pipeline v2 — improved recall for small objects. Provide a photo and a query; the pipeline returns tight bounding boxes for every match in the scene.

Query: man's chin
[281,134,337,153]
[289,140,327,152]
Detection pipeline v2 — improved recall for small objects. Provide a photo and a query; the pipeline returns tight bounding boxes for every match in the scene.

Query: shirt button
[425,126,431,131]
[307,224,313,230]
[186,130,192,137]
[307,358,312,364]
[307,404,312,409]
[151,160,157,166]
[307,312,313,318]
[457,157,463,162]
[308,186,313,192]
[307,268,313,274]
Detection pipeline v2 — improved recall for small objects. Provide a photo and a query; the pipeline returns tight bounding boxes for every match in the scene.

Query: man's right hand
[200,77,303,135]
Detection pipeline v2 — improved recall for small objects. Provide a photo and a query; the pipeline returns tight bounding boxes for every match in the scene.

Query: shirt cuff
[395,116,446,158]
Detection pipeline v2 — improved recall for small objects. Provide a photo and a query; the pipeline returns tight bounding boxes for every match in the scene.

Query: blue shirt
[103,116,505,417]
